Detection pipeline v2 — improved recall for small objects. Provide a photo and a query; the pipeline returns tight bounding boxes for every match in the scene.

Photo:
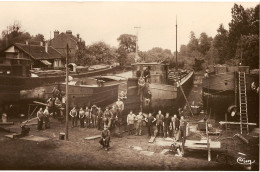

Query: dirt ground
[0,72,258,170]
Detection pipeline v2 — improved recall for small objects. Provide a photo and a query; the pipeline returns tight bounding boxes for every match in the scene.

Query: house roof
[14,43,64,60]
[54,32,78,43]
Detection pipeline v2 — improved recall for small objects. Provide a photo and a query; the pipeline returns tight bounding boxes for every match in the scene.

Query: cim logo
[237,157,255,165]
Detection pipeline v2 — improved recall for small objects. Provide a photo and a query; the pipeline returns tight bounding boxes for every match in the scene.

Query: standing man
[96,107,103,130]
[99,125,110,151]
[79,107,85,128]
[37,108,44,131]
[170,114,178,137]
[91,105,99,128]
[70,107,77,128]
[85,107,91,128]
[127,110,136,135]
[115,98,124,117]
[156,110,164,137]
[179,116,187,142]
[145,113,156,137]
[135,112,144,136]
[137,76,145,95]
[54,97,62,117]
[43,106,50,129]
[115,98,124,129]
[143,67,151,83]
[103,107,113,129]
[163,112,171,138]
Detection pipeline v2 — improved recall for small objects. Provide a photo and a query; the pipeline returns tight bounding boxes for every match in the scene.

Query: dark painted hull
[0,67,117,104]
[43,83,119,109]
[125,71,194,114]
[202,72,259,123]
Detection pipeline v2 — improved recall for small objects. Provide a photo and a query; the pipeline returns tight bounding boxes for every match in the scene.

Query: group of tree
[179,3,259,70]
[0,21,45,50]
[1,3,258,70]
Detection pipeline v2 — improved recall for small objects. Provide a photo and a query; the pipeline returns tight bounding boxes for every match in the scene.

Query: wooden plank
[219,121,256,125]
[84,135,101,140]
[20,135,50,142]
[177,140,221,149]
[148,136,156,143]
[0,122,14,125]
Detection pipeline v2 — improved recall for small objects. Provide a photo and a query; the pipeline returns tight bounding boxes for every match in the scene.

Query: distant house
[50,30,85,63]
[0,42,64,76]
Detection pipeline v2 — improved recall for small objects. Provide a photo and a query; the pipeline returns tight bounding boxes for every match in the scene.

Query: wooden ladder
[238,72,249,134]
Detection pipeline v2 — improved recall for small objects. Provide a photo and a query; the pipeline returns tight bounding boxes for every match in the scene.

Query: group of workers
[69,98,125,130]
[127,109,187,141]
[36,106,51,130]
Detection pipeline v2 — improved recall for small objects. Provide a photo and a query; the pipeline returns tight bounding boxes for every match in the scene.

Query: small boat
[125,62,194,114]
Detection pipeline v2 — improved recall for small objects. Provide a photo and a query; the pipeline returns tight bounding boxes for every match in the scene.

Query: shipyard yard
[0,1,259,171]
[0,72,259,170]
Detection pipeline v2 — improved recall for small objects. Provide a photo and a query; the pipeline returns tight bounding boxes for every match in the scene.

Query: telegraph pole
[134,26,141,62]
[65,43,69,140]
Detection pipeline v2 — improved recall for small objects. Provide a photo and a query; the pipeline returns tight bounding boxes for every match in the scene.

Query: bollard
[59,132,65,140]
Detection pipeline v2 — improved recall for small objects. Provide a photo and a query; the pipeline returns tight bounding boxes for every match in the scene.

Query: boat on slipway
[202,65,259,123]
[125,62,194,114]
[0,64,117,111]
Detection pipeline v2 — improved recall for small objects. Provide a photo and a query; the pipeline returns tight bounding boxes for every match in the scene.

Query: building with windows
[50,30,85,63]
[0,42,64,76]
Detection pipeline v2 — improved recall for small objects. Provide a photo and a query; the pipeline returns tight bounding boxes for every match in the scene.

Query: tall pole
[134,26,141,62]
[65,44,69,140]
[175,16,178,72]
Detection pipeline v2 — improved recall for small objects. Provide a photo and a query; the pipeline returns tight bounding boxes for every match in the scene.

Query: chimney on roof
[40,42,43,46]
[66,30,72,35]
[45,42,48,53]
[77,34,80,39]
[54,30,59,38]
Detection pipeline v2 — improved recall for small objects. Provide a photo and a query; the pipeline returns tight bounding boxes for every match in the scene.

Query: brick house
[0,42,64,76]
[50,30,85,63]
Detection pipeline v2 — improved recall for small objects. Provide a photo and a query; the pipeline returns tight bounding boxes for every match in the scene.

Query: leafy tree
[236,34,259,69]
[75,41,117,66]
[198,32,212,55]
[31,34,45,43]
[228,4,251,59]
[212,24,230,64]
[116,34,137,66]
[117,46,128,66]
[117,34,137,53]
[0,21,31,50]
[187,31,199,54]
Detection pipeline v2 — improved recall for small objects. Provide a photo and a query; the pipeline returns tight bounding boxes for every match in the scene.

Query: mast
[175,16,178,72]
[65,43,69,140]
[134,26,141,62]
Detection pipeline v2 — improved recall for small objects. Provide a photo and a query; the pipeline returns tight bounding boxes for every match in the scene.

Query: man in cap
[70,107,78,128]
[145,113,156,137]
[99,125,110,151]
[103,107,113,129]
[137,76,145,96]
[79,107,85,128]
[96,107,103,130]
[37,108,44,131]
[127,110,136,135]
[135,112,144,136]
[43,106,51,129]
[163,112,171,138]
[156,110,164,137]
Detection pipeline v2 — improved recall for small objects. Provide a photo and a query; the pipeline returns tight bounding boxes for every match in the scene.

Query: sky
[0,1,258,52]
